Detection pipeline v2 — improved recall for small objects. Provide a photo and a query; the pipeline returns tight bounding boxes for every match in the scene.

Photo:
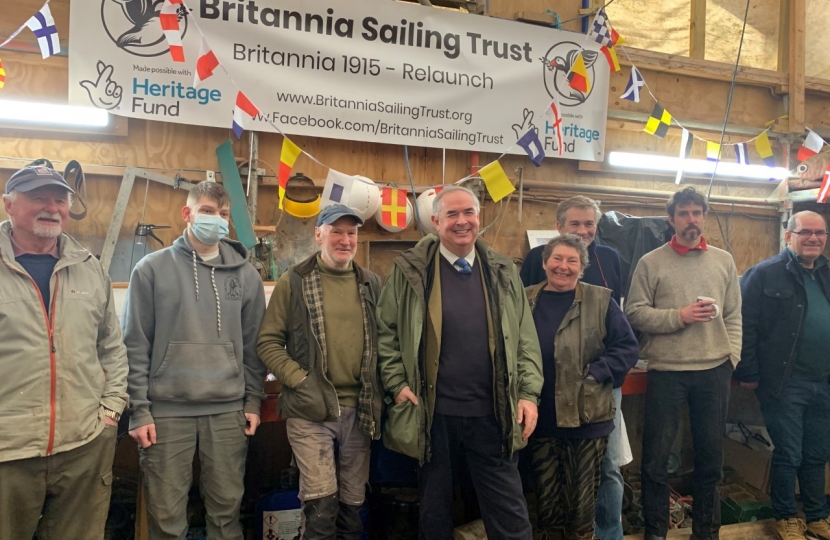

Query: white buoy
[415,188,442,235]
[321,175,381,222]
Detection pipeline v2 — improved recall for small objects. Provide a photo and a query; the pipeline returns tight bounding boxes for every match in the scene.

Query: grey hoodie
[122,232,267,429]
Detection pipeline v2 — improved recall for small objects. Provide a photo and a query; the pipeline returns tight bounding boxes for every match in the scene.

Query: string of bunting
[4,0,827,209]
[569,5,830,193]
[151,0,579,220]
[0,0,61,93]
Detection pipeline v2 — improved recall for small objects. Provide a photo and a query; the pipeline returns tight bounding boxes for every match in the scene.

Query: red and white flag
[797,129,825,162]
[545,96,564,156]
[194,37,220,87]
[818,163,830,204]
[159,0,185,63]
[232,91,259,139]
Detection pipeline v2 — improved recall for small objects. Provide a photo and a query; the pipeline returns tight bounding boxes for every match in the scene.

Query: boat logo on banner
[101,0,190,58]
[541,43,598,106]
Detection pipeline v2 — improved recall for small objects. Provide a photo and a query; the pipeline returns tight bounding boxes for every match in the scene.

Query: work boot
[807,516,830,540]
[776,518,808,540]
[301,494,339,540]
[335,501,363,540]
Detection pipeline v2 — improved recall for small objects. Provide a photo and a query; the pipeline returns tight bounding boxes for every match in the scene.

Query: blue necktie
[454,258,472,275]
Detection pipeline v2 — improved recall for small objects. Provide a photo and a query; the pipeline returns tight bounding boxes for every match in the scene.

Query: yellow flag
[706,141,721,161]
[278,137,303,209]
[479,161,515,202]
[755,130,775,167]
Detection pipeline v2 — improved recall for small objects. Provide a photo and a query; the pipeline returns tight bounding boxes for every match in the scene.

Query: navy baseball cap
[5,166,75,195]
[317,204,363,227]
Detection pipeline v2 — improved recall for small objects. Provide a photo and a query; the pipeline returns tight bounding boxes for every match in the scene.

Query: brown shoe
[777,518,808,540]
[807,517,830,540]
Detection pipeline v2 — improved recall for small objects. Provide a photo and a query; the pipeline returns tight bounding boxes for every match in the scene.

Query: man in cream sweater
[625,186,742,540]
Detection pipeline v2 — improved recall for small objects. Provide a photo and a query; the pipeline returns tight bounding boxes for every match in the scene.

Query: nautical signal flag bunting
[478,161,515,203]
[159,0,185,63]
[232,91,259,139]
[278,138,303,209]
[797,129,825,162]
[26,3,60,59]
[194,37,220,87]
[818,162,830,204]
[380,188,408,229]
[567,52,591,94]
[755,131,775,167]
[644,104,672,139]
[706,142,721,162]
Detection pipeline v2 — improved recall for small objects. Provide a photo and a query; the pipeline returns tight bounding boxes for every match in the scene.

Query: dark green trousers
[139,411,249,540]
[0,424,118,540]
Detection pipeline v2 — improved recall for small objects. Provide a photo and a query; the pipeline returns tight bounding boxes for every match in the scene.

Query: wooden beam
[624,519,777,539]
[778,0,790,72]
[689,0,707,60]
[621,47,788,89]
[788,0,806,133]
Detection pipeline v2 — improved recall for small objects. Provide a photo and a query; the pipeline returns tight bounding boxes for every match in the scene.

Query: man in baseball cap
[4,165,76,195]
[258,202,380,539]
[0,165,128,539]
[316,203,364,227]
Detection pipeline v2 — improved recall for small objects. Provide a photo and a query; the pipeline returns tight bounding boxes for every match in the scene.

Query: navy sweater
[520,242,622,304]
[16,253,58,313]
[533,291,638,439]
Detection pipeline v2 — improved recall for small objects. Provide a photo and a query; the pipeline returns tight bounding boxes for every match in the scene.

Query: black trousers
[418,413,532,540]
[641,360,732,539]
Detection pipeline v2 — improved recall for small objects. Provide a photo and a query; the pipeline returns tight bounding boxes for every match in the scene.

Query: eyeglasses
[791,229,828,239]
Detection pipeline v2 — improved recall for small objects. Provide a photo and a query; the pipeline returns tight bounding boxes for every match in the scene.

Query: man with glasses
[736,211,830,540]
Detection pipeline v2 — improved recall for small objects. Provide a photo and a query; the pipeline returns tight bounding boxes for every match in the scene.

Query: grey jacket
[0,221,128,462]
[122,233,267,429]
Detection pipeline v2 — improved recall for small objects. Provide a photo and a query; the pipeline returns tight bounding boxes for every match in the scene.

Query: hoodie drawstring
[192,252,200,300]
[211,267,221,336]
[192,250,222,337]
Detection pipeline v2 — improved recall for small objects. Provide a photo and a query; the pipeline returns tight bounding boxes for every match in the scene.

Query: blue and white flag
[321,169,356,207]
[735,143,749,165]
[26,3,60,59]
[620,66,644,103]
[517,128,546,166]
[589,9,615,48]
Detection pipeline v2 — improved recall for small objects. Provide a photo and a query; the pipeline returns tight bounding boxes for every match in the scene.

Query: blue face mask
[190,214,229,245]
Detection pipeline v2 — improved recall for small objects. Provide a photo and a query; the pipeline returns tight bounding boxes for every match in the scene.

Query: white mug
[697,296,720,318]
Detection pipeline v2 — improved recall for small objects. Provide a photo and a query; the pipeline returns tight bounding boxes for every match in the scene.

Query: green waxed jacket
[376,235,543,464]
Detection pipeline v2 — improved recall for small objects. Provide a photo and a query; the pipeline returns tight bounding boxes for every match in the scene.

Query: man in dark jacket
[378,186,543,540]
[122,181,267,540]
[258,204,382,540]
[736,211,830,540]
[520,196,621,304]
[520,195,626,540]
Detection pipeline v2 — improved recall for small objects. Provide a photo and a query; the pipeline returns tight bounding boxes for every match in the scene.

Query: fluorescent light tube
[0,99,109,128]
[608,151,790,181]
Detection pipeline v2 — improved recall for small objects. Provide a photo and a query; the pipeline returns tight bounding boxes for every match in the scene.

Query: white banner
[68,0,610,160]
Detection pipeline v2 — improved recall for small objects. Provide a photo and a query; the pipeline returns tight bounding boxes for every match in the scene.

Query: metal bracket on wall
[100,167,196,274]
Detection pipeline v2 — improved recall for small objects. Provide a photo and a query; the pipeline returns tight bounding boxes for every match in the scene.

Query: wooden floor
[623,519,779,540]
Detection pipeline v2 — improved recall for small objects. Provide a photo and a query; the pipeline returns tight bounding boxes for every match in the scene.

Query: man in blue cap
[0,166,128,539]
[258,204,382,540]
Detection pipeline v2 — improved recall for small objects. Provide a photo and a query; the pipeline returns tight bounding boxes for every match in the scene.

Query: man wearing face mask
[121,181,267,540]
